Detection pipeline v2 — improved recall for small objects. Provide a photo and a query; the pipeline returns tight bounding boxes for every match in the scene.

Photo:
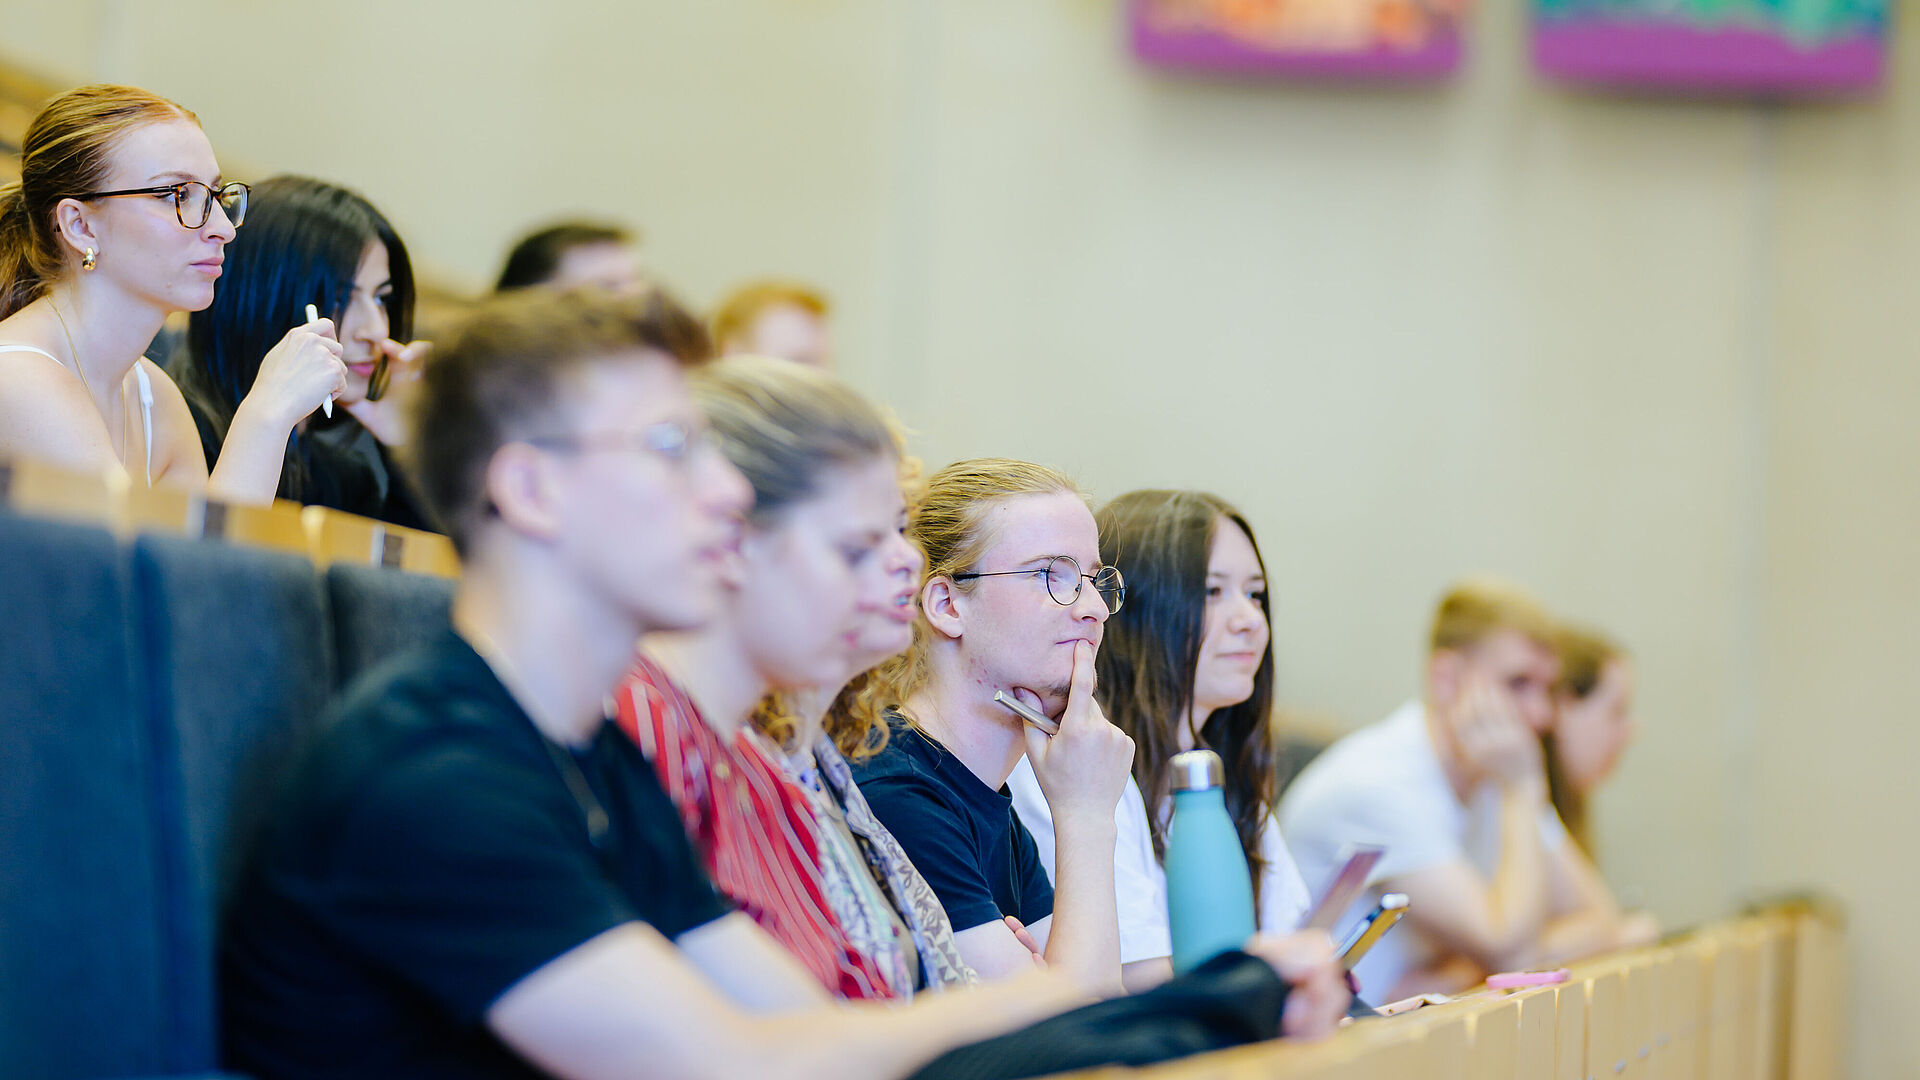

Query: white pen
[306,303,333,418]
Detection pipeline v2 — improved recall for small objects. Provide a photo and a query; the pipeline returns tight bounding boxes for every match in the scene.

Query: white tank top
[0,342,155,487]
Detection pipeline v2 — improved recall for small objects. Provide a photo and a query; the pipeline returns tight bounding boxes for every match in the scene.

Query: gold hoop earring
[82,248,97,272]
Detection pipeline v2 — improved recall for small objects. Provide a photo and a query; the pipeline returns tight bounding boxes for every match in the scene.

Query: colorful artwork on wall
[1532,0,1888,94]
[1129,0,1471,80]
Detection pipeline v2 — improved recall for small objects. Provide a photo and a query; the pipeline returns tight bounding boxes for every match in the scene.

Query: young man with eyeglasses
[848,459,1144,993]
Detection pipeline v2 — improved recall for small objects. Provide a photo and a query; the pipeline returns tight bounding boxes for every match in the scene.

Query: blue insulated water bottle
[1164,748,1257,974]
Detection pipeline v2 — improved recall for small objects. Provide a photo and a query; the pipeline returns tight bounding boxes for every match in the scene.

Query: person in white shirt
[1278,578,1656,1002]
[1011,490,1316,992]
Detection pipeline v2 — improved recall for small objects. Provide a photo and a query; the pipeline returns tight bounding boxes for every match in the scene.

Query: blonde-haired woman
[0,85,342,499]
[616,356,973,998]
[849,457,1137,993]
[747,420,986,993]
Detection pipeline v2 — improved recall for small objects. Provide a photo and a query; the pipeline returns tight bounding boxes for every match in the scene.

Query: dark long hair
[1095,490,1278,906]
[174,175,414,499]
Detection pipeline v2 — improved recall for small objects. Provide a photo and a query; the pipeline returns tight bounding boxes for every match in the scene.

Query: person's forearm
[1533,841,1649,966]
[1120,956,1173,994]
[1386,954,1487,1001]
[724,969,1086,1080]
[1535,910,1633,968]
[1044,813,1124,997]
[205,398,292,505]
[1483,781,1550,968]
[677,917,837,1013]
[1545,834,1625,924]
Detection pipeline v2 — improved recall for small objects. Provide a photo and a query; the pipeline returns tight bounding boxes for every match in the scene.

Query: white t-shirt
[1275,700,1567,999]
[1007,757,1313,965]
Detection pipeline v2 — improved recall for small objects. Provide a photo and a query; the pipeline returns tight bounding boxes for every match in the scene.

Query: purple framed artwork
[1533,1,1888,94]
[1129,0,1470,80]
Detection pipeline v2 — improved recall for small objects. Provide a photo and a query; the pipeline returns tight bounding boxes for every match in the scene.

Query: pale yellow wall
[1757,20,1920,1072]
[3,0,1909,1073]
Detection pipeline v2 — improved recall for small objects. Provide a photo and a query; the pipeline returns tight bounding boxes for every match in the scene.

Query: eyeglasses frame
[520,420,719,466]
[950,554,1126,614]
[75,180,251,229]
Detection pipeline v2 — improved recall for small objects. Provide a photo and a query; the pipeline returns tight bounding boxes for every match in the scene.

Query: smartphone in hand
[1338,893,1410,971]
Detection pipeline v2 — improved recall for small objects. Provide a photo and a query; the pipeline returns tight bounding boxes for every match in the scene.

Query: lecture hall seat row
[0,458,461,578]
[0,460,458,1079]
[3,456,1849,1080]
[1060,901,1846,1080]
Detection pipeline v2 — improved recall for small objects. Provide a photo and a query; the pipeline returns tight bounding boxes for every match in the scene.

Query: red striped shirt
[614,654,897,1000]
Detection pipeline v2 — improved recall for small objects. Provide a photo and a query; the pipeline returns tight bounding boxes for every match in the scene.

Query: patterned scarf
[616,656,900,999]
[795,738,980,992]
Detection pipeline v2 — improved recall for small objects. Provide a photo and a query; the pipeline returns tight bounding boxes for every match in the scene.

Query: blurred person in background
[1545,624,1639,855]
[1279,578,1653,1001]
[495,220,644,295]
[712,279,831,368]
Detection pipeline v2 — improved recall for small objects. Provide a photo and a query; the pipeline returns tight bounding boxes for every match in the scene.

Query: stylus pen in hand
[306,304,334,418]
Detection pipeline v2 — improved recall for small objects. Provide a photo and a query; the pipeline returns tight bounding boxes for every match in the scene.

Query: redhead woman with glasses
[0,85,344,500]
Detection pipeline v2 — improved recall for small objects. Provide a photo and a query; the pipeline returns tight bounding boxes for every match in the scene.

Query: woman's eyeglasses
[77,180,250,229]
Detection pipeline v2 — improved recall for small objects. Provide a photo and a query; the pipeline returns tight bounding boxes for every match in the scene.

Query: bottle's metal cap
[1169,748,1224,792]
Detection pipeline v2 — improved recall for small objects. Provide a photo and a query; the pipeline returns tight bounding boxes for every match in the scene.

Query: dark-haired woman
[0,85,344,500]
[172,175,431,527]
[1009,490,1313,991]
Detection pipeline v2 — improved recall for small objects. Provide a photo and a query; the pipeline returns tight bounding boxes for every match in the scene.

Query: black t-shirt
[849,713,1054,934]
[220,629,731,1079]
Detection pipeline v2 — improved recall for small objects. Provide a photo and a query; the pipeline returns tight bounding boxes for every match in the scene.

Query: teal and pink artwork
[1533,1,1888,93]
[1129,1,1470,80]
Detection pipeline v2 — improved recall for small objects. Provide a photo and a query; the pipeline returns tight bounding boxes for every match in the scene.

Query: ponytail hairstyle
[1,85,197,318]
[1094,490,1277,904]
[173,176,415,499]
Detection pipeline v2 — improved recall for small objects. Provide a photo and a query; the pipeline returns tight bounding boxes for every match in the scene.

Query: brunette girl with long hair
[1008,490,1315,990]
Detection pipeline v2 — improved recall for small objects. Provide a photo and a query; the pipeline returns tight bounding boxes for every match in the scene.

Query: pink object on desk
[1486,967,1570,989]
